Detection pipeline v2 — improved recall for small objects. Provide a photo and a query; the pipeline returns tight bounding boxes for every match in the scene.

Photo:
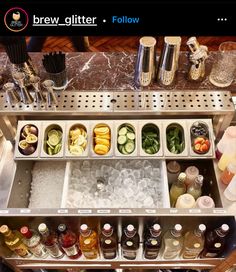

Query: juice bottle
[187,175,204,200]
[167,161,181,186]
[169,172,187,207]
[195,196,215,209]
[184,166,199,187]
[220,163,236,185]
[175,193,196,209]
[79,224,99,259]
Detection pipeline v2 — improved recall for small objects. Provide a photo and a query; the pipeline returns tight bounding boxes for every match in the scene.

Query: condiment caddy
[14,118,215,160]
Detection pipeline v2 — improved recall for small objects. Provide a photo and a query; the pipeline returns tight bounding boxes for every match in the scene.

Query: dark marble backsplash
[0,52,235,93]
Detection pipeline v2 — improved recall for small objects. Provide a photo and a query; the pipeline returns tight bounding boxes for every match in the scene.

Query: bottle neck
[150,229,161,238]
[194,228,203,237]
[102,228,113,237]
[125,229,136,238]
[171,229,181,238]
[81,229,92,237]
[216,228,228,238]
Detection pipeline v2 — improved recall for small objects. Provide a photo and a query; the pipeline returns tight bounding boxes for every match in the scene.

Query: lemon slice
[77,135,85,146]
[69,145,84,155]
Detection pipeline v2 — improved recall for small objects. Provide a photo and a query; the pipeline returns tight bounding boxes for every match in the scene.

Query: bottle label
[105,239,112,245]
[29,243,47,257]
[172,240,179,246]
[183,248,201,259]
[194,243,201,248]
[145,250,159,257]
[103,250,116,259]
[151,240,158,246]
[14,245,30,257]
[214,243,222,248]
[46,244,63,258]
[123,249,137,259]
[84,238,91,245]
[62,244,78,257]
[126,241,133,247]
[205,252,217,257]
[84,250,98,258]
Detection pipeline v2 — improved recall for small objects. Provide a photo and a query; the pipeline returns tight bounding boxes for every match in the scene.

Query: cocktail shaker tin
[157,36,181,87]
[134,36,157,87]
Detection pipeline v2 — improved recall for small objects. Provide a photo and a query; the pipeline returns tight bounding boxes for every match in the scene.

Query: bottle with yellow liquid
[218,145,236,172]
[79,224,99,259]
[169,172,187,207]
[0,225,31,258]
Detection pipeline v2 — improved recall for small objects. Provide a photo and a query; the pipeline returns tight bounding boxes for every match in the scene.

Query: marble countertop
[0,52,236,93]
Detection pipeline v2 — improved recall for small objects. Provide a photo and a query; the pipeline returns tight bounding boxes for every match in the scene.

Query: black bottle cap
[58,224,67,233]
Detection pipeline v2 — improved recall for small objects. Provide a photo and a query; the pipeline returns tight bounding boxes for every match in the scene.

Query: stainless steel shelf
[0,90,234,116]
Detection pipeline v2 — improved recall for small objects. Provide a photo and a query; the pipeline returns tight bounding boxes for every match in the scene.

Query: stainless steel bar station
[0,36,236,272]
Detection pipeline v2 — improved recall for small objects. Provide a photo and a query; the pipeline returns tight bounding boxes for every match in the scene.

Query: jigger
[42,80,58,106]
[30,76,46,105]
[3,82,20,106]
[12,72,34,104]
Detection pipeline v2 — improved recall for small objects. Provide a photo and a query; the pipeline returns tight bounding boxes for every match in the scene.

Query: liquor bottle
[79,224,99,259]
[201,224,229,258]
[169,172,187,207]
[20,226,48,258]
[182,224,206,259]
[187,175,204,200]
[121,224,140,260]
[100,223,118,259]
[0,225,31,258]
[144,223,162,259]
[162,224,183,259]
[57,224,81,259]
[38,223,64,259]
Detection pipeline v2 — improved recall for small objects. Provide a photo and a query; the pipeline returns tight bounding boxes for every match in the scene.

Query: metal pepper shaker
[186,37,208,81]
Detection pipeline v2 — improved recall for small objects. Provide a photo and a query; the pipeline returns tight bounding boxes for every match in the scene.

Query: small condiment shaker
[134,36,157,87]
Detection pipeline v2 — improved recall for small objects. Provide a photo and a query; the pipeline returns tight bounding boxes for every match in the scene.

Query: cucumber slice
[118,135,127,145]
[121,146,129,155]
[126,126,134,133]
[48,129,59,138]
[118,144,124,153]
[118,127,127,136]
[47,140,55,149]
[125,141,135,154]
[48,147,53,155]
[127,132,135,140]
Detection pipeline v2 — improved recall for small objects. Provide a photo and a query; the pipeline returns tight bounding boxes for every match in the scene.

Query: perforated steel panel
[0,90,234,116]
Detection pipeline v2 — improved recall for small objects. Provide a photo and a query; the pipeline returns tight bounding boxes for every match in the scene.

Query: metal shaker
[134,37,157,87]
[186,37,208,81]
[157,36,182,87]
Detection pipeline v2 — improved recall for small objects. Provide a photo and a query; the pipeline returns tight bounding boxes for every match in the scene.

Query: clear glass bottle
[79,224,99,259]
[185,166,199,187]
[38,223,64,259]
[121,224,140,260]
[144,223,162,259]
[57,224,81,259]
[187,175,204,200]
[0,225,31,258]
[201,224,229,258]
[20,226,48,258]
[162,224,183,259]
[100,223,118,259]
[182,224,206,259]
[169,172,187,207]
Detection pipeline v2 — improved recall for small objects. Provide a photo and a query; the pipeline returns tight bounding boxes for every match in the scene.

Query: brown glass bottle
[201,224,229,258]
[57,224,81,259]
[121,224,140,260]
[144,224,162,259]
[100,223,118,259]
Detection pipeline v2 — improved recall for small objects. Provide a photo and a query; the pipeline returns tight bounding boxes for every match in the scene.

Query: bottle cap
[38,223,48,234]
[80,224,88,232]
[185,166,199,176]
[227,163,236,174]
[127,224,135,232]
[58,224,67,233]
[103,223,111,231]
[0,225,9,235]
[20,226,32,239]
[199,224,206,232]
[167,161,181,173]
[178,172,187,182]
[221,224,229,232]
[153,224,161,232]
[174,224,182,232]
[195,175,204,185]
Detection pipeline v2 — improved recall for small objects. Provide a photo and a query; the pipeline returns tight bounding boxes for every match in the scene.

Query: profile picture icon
[4,7,28,32]
[12,11,21,21]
